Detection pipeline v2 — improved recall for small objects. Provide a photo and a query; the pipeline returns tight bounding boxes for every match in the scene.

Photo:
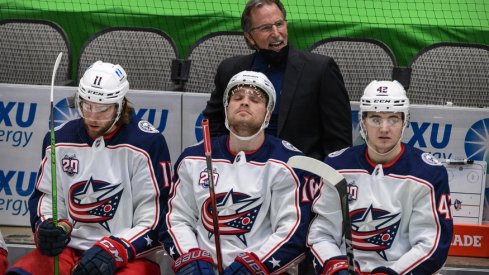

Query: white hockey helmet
[359,80,410,139]
[77,61,129,120]
[223,70,276,112]
[223,71,276,140]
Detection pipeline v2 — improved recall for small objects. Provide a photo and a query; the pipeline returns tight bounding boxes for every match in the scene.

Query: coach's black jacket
[202,46,352,160]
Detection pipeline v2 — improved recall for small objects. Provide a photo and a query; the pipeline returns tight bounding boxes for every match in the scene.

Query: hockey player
[0,230,7,274]
[8,61,172,275]
[308,80,453,275]
[161,71,311,274]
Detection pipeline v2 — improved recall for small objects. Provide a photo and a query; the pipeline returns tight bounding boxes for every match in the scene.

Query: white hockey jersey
[162,135,312,273]
[308,144,453,274]
[30,117,172,258]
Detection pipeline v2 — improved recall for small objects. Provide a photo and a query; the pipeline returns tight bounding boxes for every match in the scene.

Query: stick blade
[50,52,63,102]
[51,52,63,85]
[287,155,344,185]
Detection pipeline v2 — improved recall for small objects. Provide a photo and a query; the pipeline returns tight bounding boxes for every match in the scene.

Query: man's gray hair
[241,0,286,32]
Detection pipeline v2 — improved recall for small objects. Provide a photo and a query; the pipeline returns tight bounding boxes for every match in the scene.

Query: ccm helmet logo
[88,90,105,96]
[373,99,391,103]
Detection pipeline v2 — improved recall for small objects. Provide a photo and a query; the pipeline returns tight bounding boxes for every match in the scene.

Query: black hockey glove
[35,218,72,256]
[173,248,215,275]
[223,252,269,275]
[72,236,131,275]
[71,246,116,275]
[371,266,400,275]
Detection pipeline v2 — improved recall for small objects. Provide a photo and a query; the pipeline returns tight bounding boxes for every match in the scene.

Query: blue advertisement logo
[464,118,489,161]
[0,170,36,216]
[52,97,79,128]
[351,110,364,145]
[352,110,360,130]
[0,101,37,147]
[194,113,204,142]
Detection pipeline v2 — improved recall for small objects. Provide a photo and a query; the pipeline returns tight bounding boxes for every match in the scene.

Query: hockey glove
[173,248,215,275]
[223,252,269,275]
[72,236,131,275]
[35,218,72,256]
[0,248,7,274]
[371,266,400,275]
[321,257,361,275]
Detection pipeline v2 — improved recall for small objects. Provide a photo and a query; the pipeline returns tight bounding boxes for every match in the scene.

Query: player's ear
[244,32,255,47]
[264,111,272,125]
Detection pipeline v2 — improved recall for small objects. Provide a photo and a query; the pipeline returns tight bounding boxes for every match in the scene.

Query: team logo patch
[199,168,219,188]
[68,177,123,232]
[421,152,442,166]
[328,147,348,158]
[348,181,358,201]
[201,189,262,246]
[351,204,401,260]
[282,140,301,152]
[62,154,79,176]
[138,120,159,133]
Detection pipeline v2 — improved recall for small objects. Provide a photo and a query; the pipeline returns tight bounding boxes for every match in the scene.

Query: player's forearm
[308,189,345,265]
[391,218,444,272]
[109,226,156,258]
[165,186,201,259]
[253,192,304,269]
[390,243,448,274]
[393,214,451,273]
[131,188,162,229]
[308,233,344,267]
[165,225,200,260]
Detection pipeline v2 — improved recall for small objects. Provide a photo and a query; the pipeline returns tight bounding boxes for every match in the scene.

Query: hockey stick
[50,52,63,275]
[201,119,224,274]
[287,155,355,275]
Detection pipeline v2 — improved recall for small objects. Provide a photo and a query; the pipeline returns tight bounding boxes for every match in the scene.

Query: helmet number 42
[377,86,388,93]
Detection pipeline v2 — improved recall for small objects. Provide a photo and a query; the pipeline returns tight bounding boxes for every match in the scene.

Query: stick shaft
[50,52,63,275]
[49,101,59,274]
[201,119,223,274]
[337,179,355,275]
[287,155,355,274]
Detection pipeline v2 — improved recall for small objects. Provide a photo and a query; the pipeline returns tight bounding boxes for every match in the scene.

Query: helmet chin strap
[101,116,119,136]
[101,103,124,136]
[225,111,270,141]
